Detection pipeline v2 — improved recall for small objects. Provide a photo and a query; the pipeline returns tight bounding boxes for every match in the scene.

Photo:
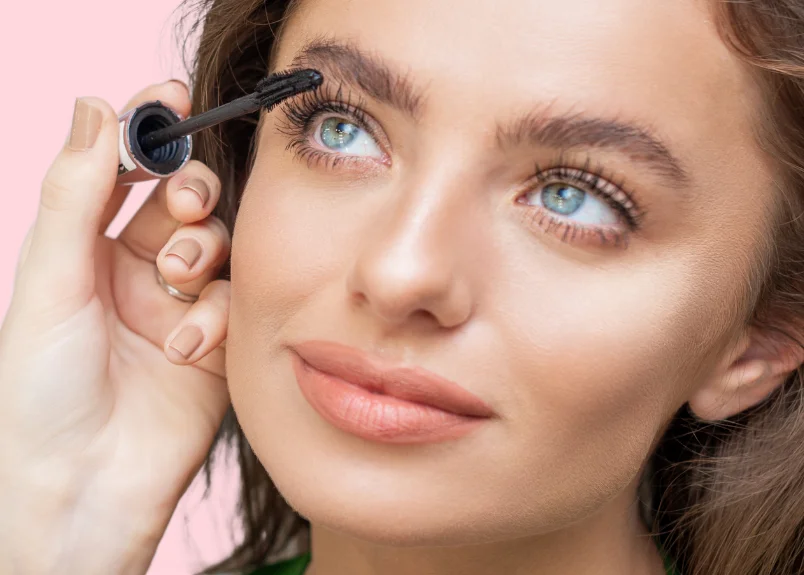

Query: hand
[0,81,231,575]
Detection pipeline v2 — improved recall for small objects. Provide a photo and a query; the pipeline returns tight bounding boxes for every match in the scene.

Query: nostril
[349,291,370,308]
[410,309,438,324]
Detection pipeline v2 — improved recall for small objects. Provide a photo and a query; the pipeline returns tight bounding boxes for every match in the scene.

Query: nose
[346,184,475,330]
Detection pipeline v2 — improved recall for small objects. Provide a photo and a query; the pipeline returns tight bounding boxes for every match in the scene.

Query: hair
[171,1,804,573]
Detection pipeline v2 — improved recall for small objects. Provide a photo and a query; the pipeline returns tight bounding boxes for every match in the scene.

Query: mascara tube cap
[116,101,192,185]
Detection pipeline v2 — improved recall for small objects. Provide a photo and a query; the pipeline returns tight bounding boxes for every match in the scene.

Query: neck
[303,482,667,575]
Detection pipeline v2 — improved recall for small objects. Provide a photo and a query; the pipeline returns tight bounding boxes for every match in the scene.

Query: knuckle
[206,215,232,240]
[206,294,231,319]
[40,159,101,212]
[200,279,231,308]
[188,294,226,324]
[39,177,79,213]
[197,298,225,319]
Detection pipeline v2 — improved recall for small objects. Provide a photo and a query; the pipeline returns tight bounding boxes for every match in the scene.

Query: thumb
[19,97,120,309]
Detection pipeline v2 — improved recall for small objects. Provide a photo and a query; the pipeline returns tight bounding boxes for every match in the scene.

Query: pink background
[0,1,240,573]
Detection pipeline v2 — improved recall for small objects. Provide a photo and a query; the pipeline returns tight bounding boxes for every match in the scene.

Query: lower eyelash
[521,208,631,249]
[292,147,367,170]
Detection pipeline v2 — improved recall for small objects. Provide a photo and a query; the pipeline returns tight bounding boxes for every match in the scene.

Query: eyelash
[516,158,646,249]
[276,83,384,169]
[277,89,645,249]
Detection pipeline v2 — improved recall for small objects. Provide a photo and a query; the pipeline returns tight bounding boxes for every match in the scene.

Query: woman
[1,0,803,573]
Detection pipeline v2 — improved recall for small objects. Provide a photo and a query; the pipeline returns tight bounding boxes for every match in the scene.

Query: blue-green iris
[542,183,585,215]
[320,117,359,150]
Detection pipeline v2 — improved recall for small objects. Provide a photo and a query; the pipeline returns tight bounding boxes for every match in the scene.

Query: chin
[284,487,502,546]
[265,462,552,547]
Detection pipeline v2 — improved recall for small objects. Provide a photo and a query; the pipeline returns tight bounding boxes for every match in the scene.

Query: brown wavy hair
[172,1,804,573]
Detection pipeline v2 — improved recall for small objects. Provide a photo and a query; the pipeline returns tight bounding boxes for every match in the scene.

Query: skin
[214,0,797,574]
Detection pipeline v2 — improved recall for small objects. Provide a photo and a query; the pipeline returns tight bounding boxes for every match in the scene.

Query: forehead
[277,0,752,123]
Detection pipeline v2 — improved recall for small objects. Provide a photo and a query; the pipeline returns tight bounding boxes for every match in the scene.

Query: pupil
[321,117,358,149]
[542,184,585,215]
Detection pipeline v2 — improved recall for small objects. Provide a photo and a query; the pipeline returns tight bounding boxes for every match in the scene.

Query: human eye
[277,86,388,169]
[515,161,645,249]
[314,116,382,157]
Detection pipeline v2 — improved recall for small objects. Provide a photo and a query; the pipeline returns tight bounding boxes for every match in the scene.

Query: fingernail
[168,324,204,359]
[165,238,203,270]
[178,178,210,208]
[68,98,102,151]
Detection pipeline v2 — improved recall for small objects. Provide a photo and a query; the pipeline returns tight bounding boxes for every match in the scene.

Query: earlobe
[687,327,804,421]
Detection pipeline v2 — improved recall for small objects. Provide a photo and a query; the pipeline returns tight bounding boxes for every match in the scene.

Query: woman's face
[228,0,773,545]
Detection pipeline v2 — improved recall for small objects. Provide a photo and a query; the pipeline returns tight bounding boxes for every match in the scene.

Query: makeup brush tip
[305,69,324,86]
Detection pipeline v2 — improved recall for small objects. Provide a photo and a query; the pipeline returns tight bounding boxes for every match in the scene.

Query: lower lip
[291,355,488,444]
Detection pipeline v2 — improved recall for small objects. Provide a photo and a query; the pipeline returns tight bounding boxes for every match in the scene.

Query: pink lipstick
[291,340,494,444]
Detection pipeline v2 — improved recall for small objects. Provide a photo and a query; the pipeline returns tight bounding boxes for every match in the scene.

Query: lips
[289,340,495,443]
[292,340,495,418]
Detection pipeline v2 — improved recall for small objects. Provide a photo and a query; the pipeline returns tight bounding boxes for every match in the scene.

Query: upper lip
[292,340,496,418]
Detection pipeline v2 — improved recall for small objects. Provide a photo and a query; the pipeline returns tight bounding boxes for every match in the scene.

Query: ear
[688,325,804,421]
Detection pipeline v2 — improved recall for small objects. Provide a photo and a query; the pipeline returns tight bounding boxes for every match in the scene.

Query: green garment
[246,544,680,575]
[246,552,311,575]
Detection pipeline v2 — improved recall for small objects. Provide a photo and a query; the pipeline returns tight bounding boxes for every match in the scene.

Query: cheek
[231,172,351,331]
[480,253,737,508]
[227,163,351,465]
[227,154,381,424]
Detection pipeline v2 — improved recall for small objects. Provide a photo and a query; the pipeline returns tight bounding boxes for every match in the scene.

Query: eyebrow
[289,37,426,120]
[288,38,691,189]
[497,111,692,189]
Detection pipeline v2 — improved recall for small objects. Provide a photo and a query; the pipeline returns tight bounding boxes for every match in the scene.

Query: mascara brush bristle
[255,68,324,112]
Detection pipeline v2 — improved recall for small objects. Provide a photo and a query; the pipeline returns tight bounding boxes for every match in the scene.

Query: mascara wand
[139,68,323,152]
[114,68,323,185]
